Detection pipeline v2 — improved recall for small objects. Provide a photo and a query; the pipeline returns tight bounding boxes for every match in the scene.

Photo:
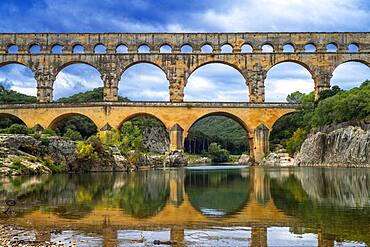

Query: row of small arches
[6,42,360,54]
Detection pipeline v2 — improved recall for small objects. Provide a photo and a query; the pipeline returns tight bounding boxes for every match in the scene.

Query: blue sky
[0,0,369,101]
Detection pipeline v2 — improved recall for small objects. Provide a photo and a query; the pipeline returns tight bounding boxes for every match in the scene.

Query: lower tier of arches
[0,102,296,162]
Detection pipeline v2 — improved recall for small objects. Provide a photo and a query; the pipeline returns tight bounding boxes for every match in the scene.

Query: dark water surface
[0,166,369,246]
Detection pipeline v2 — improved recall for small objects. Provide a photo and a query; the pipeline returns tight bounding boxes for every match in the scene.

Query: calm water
[0,166,369,246]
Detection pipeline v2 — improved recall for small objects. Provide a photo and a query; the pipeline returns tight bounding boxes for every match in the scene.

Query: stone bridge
[0,32,369,161]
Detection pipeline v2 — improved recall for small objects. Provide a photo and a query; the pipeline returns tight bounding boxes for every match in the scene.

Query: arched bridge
[0,32,369,161]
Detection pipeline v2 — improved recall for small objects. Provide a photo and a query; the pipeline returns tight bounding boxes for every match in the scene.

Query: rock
[261,149,294,166]
[238,154,251,165]
[143,127,169,154]
[164,150,187,167]
[43,136,77,164]
[295,126,370,167]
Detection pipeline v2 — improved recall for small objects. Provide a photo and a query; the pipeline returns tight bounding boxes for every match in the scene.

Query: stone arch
[185,111,251,137]
[0,113,28,127]
[200,43,213,53]
[348,43,359,52]
[304,43,316,52]
[326,43,337,52]
[7,44,19,54]
[48,113,99,131]
[116,43,128,53]
[51,44,63,54]
[221,43,233,53]
[119,60,168,79]
[137,44,151,53]
[187,60,246,82]
[241,43,253,53]
[72,44,85,54]
[185,62,248,102]
[159,43,172,53]
[262,43,274,52]
[0,62,37,97]
[185,111,251,156]
[54,62,103,100]
[118,112,170,131]
[331,60,370,90]
[29,44,41,54]
[267,59,314,78]
[180,44,193,53]
[283,43,295,52]
[94,43,107,53]
[265,61,315,102]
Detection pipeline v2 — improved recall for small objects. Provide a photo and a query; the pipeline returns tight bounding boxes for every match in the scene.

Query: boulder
[238,154,251,165]
[295,126,370,166]
[164,150,187,167]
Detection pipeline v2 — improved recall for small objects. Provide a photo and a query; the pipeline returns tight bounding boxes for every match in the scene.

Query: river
[0,166,369,246]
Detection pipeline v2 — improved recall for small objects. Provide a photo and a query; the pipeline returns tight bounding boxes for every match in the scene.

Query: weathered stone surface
[260,147,294,166]
[295,126,370,166]
[143,127,169,154]
[43,136,77,164]
[164,151,188,167]
[238,154,251,165]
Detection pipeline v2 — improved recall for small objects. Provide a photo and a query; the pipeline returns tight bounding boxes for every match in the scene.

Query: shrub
[207,142,230,163]
[42,128,58,136]
[64,128,83,141]
[285,128,307,156]
[97,129,120,146]
[5,124,33,134]
[120,121,144,155]
[76,141,98,160]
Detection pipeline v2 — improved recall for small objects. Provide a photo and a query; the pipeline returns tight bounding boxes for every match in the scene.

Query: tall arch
[265,62,314,102]
[331,61,370,90]
[0,63,37,97]
[0,113,27,129]
[119,62,169,101]
[184,63,248,102]
[54,62,103,101]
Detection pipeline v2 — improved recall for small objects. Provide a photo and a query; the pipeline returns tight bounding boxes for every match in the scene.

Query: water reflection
[0,167,369,246]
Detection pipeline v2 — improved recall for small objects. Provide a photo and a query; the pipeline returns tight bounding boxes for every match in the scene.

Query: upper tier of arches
[1,33,368,55]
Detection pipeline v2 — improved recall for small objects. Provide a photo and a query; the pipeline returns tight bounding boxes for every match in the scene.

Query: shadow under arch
[0,113,28,128]
[186,111,251,135]
[185,168,250,217]
[48,113,98,132]
[118,112,169,131]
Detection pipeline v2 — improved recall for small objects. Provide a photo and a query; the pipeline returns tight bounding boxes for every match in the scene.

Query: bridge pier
[169,124,184,151]
[253,123,270,163]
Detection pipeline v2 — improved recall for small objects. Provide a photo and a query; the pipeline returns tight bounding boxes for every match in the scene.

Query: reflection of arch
[48,113,98,130]
[185,169,250,217]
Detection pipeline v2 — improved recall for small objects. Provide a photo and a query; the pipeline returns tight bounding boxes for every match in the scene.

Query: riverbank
[0,134,188,176]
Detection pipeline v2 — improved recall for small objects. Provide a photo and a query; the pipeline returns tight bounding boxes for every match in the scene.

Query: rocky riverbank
[294,124,370,167]
[0,134,187,176]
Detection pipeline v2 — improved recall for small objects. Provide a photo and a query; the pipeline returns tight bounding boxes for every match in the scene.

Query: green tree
[64,128,83,141]
[286,91,305,104]
[207,142,230,163]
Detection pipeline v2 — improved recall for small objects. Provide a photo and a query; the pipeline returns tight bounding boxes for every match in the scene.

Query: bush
[64,128,83,141]
[285,128,307,156]
[76,141,98,160]
[97,129,120,146]
[86,135,104,154]
[120,121,144,155]
[207,142,230,163]
[42,128,58,136]
[3,124,34,135]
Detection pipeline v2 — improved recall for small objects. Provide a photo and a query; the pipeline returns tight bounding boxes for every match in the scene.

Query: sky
[0,0,369,102]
